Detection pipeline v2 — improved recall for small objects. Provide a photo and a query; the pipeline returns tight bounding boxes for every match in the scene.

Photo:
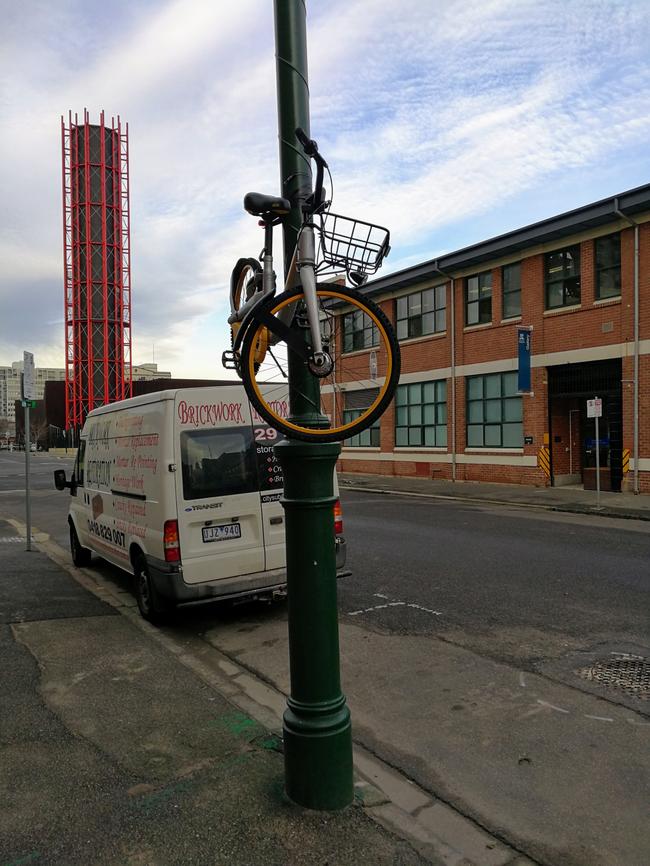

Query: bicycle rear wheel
[239,283,400,442]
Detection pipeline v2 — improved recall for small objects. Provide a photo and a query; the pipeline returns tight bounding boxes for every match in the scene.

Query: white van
[54,385,346,623]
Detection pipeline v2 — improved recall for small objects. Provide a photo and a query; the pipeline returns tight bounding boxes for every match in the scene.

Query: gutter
[434,261,457,482]
[614,199,640,494]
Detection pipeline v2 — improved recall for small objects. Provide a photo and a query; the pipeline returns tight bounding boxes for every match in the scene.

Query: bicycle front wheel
[239,283,400,442]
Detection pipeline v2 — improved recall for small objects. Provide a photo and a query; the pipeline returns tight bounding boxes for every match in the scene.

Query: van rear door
[175,393,265,584]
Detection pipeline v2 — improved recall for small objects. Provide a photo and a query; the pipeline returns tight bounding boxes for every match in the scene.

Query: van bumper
[146,537,348,607]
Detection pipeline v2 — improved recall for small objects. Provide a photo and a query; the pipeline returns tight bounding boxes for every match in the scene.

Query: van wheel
[134,554,172,625]
[70,524,91,567]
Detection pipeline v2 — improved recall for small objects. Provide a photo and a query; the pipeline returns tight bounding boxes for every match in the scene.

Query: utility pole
[272,0,353,810]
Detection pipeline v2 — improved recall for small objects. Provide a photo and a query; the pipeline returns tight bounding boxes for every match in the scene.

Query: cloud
[1,0,649,379]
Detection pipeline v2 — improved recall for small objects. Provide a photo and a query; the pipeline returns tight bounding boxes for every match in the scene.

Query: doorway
[547,360,622,492]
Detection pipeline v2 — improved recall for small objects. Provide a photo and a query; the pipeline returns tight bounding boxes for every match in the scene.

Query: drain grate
[575,654,650,701]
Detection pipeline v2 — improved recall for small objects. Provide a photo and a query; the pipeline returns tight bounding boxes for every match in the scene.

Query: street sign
[21,400,37,409]
[23,351,36,400]
[587,398,602,418]
[517,327,532,393]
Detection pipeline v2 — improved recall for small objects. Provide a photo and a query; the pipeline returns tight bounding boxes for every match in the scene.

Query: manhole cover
[575,654,650,701]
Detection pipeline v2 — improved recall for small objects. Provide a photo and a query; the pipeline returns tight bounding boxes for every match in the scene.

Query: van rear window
[180,428,258,500]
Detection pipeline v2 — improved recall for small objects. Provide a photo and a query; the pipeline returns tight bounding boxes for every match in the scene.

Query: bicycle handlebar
[295,127,328,213]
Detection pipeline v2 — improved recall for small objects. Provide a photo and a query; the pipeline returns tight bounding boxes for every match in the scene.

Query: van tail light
[333,499,343,535]
[163,520,181,562]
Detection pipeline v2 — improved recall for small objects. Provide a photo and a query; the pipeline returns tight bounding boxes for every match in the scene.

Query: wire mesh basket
[317,211,390,275]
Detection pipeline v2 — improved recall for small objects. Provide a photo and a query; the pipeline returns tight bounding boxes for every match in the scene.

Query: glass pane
[479,297,492,323]
[422,288,435,312]
[565,246,580,276]
[467,377,483,399]
[181,429,257,500]
[436,380,447,401]
[435,309,446,332]
[396,297,407,320]
[408,383,421,404]
[344,331,353,352]
[409,406,422,425]
[503,263,520,293]
[485,399,501,422]
[422,312,435,334]
[467,425,483,446]
[397,320,408,340]
[468,401,483,422]
[480,271,492,292]
[397,407,408,425]
[409,428,422,446]
[436,403,447,424]
[503,397,522,421]
[565,276,581,303]
[484,425,501,447]
[424,426,436,446]
[435,284,446,309]
[485,374,501,398]
[408,293,422,315]
[502,371,518,396]
[466,300,478,325]
[395,385,407,406]
[370,426,381,446]
[410,316,423,338]
[546,251,563,278]
[437,425,447,447]
[423,404,435,425]
[422,381,435,403]
[502,422,524,447]
[466,276,479,301]
[546,280,564,309]
[396,427,408,446]
[597,268,621,299]
[503,290,521,318]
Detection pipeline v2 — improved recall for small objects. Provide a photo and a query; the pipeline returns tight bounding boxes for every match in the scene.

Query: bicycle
[222,128,400,443]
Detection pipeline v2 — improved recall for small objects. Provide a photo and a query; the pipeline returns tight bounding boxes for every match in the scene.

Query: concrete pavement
[0,518,534,866]
[339,472,650,521]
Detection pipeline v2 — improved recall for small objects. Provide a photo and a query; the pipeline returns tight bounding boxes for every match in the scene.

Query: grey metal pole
[25,403,32,551]
[595,398,601,511]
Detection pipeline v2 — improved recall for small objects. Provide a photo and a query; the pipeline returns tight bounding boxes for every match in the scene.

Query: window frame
[343,410,380,447]
[465,271,492,326]
[466,372,523,449]
[502,262,522,319]
[544,244,581,310]
[395,380,447,448]
[594,232,621,300]
[342,309,379,354]
[396,285,446,341]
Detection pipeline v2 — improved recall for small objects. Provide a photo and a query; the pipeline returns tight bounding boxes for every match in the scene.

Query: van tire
[70,524,91,567]
[134,553,172,625]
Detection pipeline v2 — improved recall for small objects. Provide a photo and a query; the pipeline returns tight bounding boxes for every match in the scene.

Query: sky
[1,0,650,377]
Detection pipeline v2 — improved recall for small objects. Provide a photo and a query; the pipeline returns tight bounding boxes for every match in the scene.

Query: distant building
[0,361,66,430]
[132,363,172,381]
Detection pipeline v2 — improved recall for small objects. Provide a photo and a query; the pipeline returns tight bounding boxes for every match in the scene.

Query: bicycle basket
[317,211,390,275]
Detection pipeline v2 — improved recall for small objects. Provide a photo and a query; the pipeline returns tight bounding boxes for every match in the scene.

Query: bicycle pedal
[222,350,240,370]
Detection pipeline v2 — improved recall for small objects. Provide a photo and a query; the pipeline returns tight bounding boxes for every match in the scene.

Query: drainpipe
[614,198,640,494]
[435,262,456,481]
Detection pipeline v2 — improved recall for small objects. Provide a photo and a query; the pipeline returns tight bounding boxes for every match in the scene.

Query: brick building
[336,183,650,493]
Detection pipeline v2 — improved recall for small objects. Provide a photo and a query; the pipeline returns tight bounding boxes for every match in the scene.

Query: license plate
[202,522,241,543]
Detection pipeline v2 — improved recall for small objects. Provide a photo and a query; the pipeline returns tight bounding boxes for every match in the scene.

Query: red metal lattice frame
[61,109,132,431]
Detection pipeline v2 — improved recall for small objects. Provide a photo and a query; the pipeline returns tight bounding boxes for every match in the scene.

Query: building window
[396,286,446,340]
[502,263,521,318]
[465,271,492,325]
[343,411,380,446]
[466,372,523,448]
[545,245,581,309]
[395,380,447,447]
[595,233,621,300]
[342,310,378,353]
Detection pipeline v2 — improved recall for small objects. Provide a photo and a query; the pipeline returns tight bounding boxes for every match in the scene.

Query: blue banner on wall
[517,328,532,393]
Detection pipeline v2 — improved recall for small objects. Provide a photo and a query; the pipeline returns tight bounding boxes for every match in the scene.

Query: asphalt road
[2,451,649,865]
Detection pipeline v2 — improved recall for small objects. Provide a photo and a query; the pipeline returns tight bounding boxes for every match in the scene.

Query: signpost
[517,327,532,394]
[22,351,36,551]
[587,397,603,510]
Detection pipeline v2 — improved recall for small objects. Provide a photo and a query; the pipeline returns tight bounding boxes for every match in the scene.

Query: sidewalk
[0,519,533,866]
[339,472,650,521]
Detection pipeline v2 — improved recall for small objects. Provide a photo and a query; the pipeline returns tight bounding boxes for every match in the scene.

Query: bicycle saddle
[243,192,291,219]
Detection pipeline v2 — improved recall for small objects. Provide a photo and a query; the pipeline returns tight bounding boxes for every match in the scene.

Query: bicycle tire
[239,283,400,442]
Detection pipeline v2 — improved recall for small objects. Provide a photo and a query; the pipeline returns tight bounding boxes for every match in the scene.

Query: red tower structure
[61,109,132,431]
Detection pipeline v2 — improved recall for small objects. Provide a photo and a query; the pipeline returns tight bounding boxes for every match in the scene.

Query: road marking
[374,593,389,599]
[537,699,570,714]
[348,598,442,618]
[584,714,614,722]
